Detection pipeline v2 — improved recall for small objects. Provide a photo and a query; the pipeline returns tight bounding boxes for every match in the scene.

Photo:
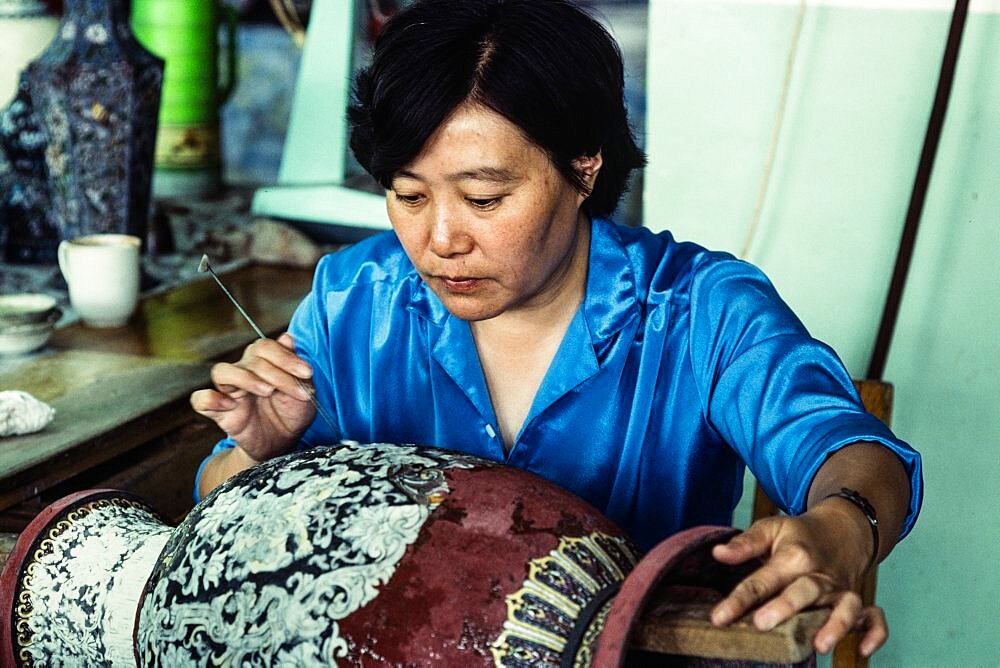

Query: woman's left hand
[708,503,886,657]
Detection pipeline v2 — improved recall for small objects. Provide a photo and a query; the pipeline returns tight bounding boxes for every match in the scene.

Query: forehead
[396,104,551,181]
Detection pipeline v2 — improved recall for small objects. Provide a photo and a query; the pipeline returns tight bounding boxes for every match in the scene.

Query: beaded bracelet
[824,487,879,574]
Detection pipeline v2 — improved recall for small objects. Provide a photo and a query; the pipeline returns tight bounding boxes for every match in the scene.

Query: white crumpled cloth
[0,390,55,436]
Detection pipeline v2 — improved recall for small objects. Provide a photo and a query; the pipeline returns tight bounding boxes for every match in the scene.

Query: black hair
[348,0,646,218]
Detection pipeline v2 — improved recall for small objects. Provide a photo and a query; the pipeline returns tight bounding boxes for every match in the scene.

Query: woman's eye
[394,192,424,206]
[467,197,502,210]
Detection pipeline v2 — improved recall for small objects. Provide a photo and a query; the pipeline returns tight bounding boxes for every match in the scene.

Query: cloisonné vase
[13,0,163,260]
[0,0,59,260]
[0,76,55,262]
[0,442,768,666]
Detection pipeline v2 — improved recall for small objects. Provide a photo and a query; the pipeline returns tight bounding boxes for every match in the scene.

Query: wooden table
[0,263,314,529]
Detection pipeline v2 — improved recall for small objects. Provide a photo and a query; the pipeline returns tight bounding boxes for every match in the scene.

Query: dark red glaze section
[336,464,632,666]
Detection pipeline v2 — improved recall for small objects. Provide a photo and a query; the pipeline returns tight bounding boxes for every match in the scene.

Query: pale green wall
[645,1,1000,664]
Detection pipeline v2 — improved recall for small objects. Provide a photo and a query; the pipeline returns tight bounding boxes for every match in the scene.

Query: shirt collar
[581,217,640,342]
[404,270,449,326]
[405,217,639,344]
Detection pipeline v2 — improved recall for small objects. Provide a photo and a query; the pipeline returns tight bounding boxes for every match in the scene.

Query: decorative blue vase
[8,0,164,261]
[0,75,56,262]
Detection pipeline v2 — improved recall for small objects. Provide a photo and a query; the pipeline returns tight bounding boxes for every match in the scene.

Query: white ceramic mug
[57,234,141,328]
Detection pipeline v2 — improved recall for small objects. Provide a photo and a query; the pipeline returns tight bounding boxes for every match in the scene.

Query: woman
[192,0,922,658]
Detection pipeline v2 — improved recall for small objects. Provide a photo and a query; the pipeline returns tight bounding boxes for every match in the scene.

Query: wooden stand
[634,594,826,664]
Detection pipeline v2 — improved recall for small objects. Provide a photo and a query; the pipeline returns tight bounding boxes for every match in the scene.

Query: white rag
[0,390,55,436]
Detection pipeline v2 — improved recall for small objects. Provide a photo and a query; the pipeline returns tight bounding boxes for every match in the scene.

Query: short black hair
[348,0,646,218]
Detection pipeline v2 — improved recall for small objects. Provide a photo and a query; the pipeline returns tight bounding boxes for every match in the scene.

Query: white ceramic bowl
[0,293,60,327]
[0,294,61,356]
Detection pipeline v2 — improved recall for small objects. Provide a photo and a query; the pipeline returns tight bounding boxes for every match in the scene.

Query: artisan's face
[387,103,599,321]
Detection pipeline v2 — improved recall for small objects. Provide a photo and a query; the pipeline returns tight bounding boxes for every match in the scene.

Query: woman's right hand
[190,332,317,463]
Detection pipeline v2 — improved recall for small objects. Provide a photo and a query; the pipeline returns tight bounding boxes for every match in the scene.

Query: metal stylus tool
[198,255,337,432]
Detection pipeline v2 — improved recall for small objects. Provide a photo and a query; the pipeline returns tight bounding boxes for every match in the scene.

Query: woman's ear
[573,152,603,192]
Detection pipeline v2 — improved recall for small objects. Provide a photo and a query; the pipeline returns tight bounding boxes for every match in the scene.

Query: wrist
[813,492,879,580]
[824,487,879,573]
[198,441,257,500]
[230,441,263,468]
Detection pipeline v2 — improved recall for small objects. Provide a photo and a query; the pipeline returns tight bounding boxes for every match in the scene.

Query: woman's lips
[438,276,483,293]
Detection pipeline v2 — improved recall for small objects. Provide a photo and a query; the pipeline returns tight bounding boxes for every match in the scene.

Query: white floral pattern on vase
[6,493,173,666]
[136,443,482,665]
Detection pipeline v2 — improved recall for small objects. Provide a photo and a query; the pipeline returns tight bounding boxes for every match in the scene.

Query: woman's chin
[435,292,506,322]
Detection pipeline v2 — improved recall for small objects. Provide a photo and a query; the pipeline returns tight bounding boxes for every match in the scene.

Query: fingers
[190,387,251,436]
[211,362,277,398]
[711,522,776,565]
[190,387,238,413]
[711,561,787,627]
[813,590,863,653]
[241,337,312,380]
[715,571,884,657]
[858,606,888,657]
[710,521,782,626]
[276,331,296,350]
[710,515,890,658]
[222,338,313,402]
[713,537,837,629]
[711,563,886,658]
[191,334,314,433]
[811,598,886,656]
[190,334,318,465]
[750,572,827,632]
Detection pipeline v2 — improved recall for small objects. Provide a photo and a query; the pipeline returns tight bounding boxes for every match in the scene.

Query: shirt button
[485,424,497,438]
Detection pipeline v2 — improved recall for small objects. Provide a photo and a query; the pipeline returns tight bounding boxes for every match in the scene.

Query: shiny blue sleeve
[193,436,237,503]
[288,253,343,449]
[687,256,923,538]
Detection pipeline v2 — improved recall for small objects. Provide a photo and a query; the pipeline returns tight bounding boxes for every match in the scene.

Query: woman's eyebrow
[392,166,521,185]
[447,166,520,184]
[392,169,422,182]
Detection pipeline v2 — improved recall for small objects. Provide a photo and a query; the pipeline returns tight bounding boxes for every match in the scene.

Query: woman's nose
[428,207,474,257]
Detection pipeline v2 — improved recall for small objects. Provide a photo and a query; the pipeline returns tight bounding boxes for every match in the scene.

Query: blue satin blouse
[199,218,922,552]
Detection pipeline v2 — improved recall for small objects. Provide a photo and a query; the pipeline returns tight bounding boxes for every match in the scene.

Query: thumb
[712,520,778,565]
[277,332,296,350]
